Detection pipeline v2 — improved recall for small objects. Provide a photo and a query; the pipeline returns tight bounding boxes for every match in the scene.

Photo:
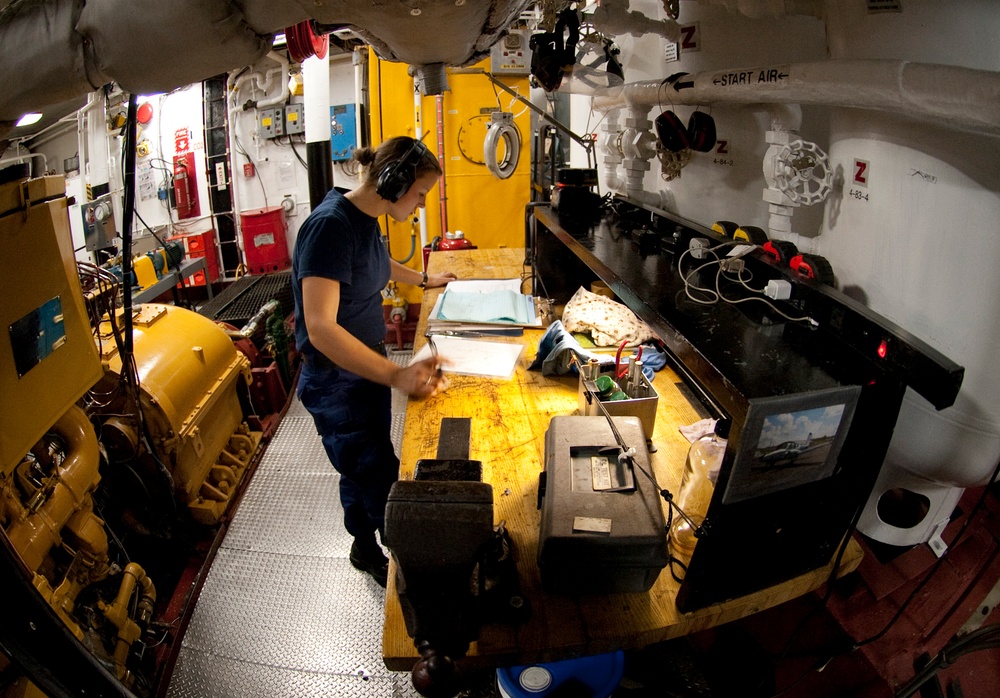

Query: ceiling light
[273,32,287,49]
[16,113,43,127]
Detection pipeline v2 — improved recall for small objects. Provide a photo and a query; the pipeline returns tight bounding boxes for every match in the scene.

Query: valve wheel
[774,139,832,206]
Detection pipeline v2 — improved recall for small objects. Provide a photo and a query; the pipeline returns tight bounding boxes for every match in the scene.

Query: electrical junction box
[259,108,284,139]
[283,104,304,136]
[490,30,531,75]
[330,104,357,162]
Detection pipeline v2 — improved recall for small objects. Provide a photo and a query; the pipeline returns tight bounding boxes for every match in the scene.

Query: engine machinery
[1,169,261,694]
[92,303,260,526]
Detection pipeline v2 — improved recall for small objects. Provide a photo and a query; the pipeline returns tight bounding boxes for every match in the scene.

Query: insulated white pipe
[256,52,291,109]
[593,60,1000,137]
[697,0,824,19]
[0,151,47,176]
[225,75,245,227]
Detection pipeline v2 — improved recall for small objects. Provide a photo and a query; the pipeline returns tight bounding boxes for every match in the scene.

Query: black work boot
[349,538,389,587]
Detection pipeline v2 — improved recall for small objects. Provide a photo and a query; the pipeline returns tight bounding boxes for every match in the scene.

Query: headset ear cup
[375,139,428,203]
[687,111,717,153]
[654,110,690,153]
[375,164,413,203]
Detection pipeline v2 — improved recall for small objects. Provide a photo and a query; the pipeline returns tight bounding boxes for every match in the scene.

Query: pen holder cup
[578,364,658,440]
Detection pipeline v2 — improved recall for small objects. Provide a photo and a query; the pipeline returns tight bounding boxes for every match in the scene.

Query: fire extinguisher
[172,153,200,219]
[423,230,476,268]
[437,230,476,251]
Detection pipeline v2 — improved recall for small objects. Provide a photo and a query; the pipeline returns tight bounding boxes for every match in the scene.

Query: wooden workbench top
[382,248,862,671]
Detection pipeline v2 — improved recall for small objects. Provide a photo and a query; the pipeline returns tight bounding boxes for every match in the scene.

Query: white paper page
[443,278,523,294]
[411,336,524,380]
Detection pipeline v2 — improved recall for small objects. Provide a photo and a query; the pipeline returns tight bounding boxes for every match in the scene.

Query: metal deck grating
[167,351,427,698]
[198,270,294,328]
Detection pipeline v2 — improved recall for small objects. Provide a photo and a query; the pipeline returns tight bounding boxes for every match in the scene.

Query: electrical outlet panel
[259,108,284,139]
[284,104,304,135]
[330,104,358,162]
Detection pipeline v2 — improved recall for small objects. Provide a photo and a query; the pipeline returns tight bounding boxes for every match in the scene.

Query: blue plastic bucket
[496,651,625,698]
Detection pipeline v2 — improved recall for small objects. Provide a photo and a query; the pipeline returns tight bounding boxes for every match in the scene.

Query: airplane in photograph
[758,433,818,466]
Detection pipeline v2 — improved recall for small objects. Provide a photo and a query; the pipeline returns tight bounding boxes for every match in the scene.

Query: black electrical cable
[587,383,704,543]
[133,209,178,271]
[234,132,268,207]
[894,624,1000,698]
[119,93,177,524]
[288,136,309,169]
[121,94,138,374]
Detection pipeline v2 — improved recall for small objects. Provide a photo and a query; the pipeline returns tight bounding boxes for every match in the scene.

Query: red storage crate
[169,229,219,286]
[239,207,290,274]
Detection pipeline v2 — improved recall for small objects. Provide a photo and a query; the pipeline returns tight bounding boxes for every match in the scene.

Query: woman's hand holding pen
[391,357,448,398]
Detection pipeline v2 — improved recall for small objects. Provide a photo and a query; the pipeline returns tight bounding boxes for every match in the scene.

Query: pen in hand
[427,334,442,378]
[421,333,448,394]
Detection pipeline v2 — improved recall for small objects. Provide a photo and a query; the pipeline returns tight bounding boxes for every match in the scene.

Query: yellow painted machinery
[1,169,261,695]
[1,405,156,688]
[1,170,156,689]
[93,303,261,525]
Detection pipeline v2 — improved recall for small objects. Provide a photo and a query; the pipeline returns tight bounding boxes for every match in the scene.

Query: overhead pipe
[255,51,291,109]
[0,151,47,176]
[696,0,824,19]
[18,114,76,149]
[592,59,1000,138]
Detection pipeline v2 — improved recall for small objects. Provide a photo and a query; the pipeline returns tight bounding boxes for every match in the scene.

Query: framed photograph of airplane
[722,385,861,504]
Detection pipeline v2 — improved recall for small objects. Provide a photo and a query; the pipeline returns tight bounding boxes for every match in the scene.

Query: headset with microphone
[375,138,432,203]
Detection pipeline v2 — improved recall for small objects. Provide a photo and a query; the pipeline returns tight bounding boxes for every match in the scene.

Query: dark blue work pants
[298,362,399,543]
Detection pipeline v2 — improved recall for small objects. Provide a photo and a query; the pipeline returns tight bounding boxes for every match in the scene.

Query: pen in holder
[578,360,659,440]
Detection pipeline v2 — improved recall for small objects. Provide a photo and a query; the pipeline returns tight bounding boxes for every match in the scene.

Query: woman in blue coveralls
[291,136,456,587]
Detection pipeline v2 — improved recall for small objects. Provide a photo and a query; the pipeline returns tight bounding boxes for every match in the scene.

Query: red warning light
[877,339,888,359]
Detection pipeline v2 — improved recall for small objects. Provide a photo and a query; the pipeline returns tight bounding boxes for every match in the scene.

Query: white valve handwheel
[484,112,520,180]
[773,139,832,206]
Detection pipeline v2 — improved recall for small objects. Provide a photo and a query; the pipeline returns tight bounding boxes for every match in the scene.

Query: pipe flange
[484,111,520,180]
